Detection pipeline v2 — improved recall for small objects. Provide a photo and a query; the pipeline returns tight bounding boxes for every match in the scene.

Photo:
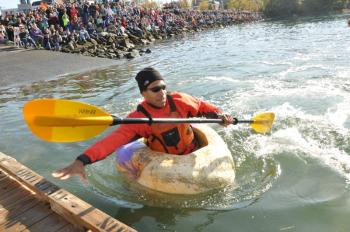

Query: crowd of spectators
[0,1,262,52]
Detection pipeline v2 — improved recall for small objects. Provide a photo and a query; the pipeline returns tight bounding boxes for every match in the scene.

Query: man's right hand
[52,159,87,183]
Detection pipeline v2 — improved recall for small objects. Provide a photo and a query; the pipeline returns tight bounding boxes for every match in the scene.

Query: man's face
[141,80,167,108]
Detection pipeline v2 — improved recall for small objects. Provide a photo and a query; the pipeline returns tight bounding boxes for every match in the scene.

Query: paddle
[23,99,275,142]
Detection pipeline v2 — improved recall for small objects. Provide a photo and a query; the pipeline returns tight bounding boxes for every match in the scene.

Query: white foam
[243,103,350,182]
[326,102,350,129]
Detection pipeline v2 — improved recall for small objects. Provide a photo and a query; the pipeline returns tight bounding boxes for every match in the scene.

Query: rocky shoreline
[59,11,262,60]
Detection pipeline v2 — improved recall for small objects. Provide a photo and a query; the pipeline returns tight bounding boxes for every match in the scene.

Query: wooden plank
[0,157,53,201]
[0,177,19,198]
[23,211,71,232]
[0,196,40,225]
[0,202,54,231]
[49,189,134,232]
[0,170,7,179]
[0,167,78,232]
[56,223,83,232]
[0,185,35,210]
[0,152,136,232]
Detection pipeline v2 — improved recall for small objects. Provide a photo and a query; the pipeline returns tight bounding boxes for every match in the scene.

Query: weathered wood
[23,212,71,232]
[57,223,83,232]
[0,177,20,198]
[0,202,54,231]
[49,188,133,232]
[0,152,136,232]
[0,162,78,232]
[0,196,40,225]
[0,185,35,209]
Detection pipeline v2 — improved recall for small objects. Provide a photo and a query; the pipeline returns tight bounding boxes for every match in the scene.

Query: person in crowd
[42,28,52,50]
[19,25,37,48]
[51,30,62,51]
[30,23,44,47]
[0,23,7,42]
[67,29,77,50]
[6,25,14,42]
[13,26,21,47]
[58,26,70,44]
[62,10,70,29]
[78,26,90,43]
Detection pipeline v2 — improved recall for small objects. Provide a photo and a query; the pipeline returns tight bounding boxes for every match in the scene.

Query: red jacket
[81,92,222,164]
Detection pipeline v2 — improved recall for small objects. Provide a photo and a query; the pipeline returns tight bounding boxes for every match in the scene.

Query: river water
[1,14,350,231]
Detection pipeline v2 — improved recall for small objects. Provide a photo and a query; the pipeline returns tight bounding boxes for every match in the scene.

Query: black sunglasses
[147,85,166,93]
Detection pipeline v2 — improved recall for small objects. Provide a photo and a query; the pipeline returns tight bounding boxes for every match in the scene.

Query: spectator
[6,25,14,42]
[0,23,7,42]
[62,11,70,29]
[43,28,52,50]
[79,26,90,43]
[30,23,44,47]
[52,30,62,51]
[19,25,37,48]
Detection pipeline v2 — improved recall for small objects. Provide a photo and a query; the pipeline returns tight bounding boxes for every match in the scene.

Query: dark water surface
[1,14,350,231]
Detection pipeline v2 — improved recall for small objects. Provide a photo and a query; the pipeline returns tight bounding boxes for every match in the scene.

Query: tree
[263,0,349,17]
[263,0,299,17]
[226,0,264,10]
[199,0,209,10]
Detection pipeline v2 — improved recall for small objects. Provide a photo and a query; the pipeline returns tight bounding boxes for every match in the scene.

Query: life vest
[62,14,69,27]
[137,95,196,155]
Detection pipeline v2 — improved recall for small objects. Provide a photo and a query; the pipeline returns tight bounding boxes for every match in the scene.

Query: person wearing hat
[52,67,234,182]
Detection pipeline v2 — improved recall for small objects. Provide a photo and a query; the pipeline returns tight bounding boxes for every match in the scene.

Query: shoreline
[57,12,263,60]
[0,45,118,88]
[0,10,262,88]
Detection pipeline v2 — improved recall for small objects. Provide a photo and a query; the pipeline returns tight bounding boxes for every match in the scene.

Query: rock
[108,52,116,59]
[140,39,149,45]
[89,38,98,46]
[125,49,139,59]
[119,38,135,49]
[68,43,75,51]
[97,53,107,58]
[108,36,115,44]
[146,34,156,42]
[100,32,109,37]
[61,47,70,53]
[127,33,141,44]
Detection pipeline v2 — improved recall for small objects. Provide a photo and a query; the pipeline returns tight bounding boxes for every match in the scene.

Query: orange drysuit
[79,92,222,164]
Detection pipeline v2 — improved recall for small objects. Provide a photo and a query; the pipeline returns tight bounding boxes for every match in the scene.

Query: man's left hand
[219,114,235,127]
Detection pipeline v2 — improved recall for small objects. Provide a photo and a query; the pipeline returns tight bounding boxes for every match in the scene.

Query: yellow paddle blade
[23,99,113,142]
[251,112,275,133]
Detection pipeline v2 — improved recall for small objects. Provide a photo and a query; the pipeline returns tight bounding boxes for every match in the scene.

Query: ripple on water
[86,129,280,210]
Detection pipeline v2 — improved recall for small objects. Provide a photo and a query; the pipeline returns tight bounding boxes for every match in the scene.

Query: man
[52,67,234,182]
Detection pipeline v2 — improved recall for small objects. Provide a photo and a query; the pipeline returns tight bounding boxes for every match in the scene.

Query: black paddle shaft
[111,116,253,125]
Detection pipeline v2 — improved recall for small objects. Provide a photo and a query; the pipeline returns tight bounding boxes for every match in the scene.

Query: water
[1,14,350,231]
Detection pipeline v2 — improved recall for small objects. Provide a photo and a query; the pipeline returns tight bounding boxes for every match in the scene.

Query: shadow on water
[0,67,133,107]
[114,205,227,232]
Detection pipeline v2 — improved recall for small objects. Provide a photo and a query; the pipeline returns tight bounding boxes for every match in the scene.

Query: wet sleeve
[81,111,150,164]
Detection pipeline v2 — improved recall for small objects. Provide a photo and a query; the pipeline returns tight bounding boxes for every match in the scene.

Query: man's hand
[218,114,236,127]
[52,159,87,183]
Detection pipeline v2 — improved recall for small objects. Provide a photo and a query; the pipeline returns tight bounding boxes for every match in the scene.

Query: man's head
[135,67,164,92]
[135,67,167,108]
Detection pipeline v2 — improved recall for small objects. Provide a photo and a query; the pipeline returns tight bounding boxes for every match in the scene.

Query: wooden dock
[0,152,136,232]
